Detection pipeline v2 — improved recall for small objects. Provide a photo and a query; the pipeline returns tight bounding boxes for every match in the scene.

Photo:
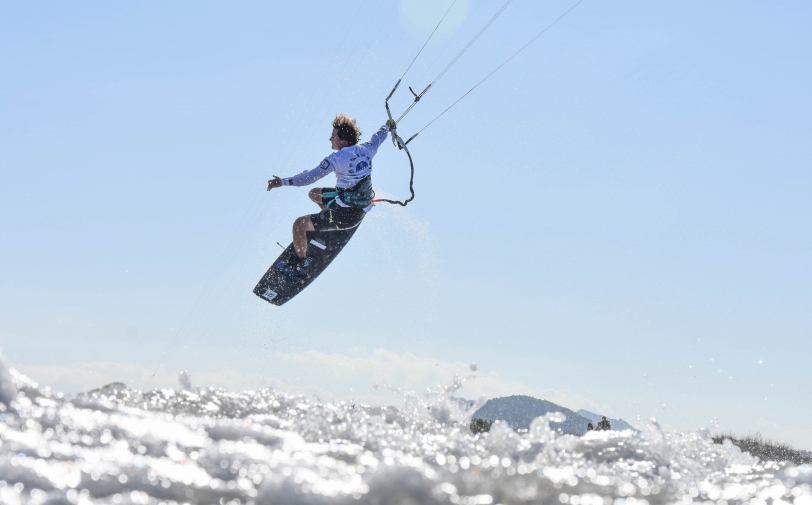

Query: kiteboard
[253,219,364,306]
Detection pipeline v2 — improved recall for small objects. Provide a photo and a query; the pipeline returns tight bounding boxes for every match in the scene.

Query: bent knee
[308,188,322,201]
[293,216,313,230]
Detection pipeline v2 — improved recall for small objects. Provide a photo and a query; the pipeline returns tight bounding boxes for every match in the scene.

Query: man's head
[330,114,361,150]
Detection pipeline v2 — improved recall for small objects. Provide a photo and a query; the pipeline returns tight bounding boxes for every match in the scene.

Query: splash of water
[0,356,809,505]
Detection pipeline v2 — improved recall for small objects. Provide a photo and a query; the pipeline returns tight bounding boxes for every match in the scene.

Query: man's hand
[386,119,397,130]
[267,176,283,191]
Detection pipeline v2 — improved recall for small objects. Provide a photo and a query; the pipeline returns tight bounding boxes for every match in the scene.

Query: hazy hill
[473,395,593,435]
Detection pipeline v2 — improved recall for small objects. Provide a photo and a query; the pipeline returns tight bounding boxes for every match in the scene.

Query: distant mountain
[473,395,593,435]
[577,409,638,432]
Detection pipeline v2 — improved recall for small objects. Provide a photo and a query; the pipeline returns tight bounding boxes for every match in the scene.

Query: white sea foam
[0,355,810,505]
[0,351,18,408]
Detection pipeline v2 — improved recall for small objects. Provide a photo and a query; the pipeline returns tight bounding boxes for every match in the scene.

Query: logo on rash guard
[355,161,369,173]
[319,159,330,170]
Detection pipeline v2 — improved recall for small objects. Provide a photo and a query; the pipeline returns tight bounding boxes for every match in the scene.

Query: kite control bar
[385,80,423,148]
[384,80,405,149]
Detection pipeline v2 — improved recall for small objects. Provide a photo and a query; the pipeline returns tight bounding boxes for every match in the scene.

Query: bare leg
[293,215,315,259]
[309,188,326,210]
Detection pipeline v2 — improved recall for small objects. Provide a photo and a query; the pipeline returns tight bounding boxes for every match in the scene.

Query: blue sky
[2,1,811,446]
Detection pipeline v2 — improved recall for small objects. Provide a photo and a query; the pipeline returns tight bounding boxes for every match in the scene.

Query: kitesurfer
[267,114,396,274]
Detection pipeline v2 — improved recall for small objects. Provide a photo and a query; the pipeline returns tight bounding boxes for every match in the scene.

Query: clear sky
[2,1,811,447]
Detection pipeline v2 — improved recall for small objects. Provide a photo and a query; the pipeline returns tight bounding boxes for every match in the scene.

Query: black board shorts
[310,189,366,231]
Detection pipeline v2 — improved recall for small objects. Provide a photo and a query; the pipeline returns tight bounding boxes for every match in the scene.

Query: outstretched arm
[267,157,335,191]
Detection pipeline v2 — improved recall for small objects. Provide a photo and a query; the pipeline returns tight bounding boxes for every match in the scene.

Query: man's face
[329,128,346,151]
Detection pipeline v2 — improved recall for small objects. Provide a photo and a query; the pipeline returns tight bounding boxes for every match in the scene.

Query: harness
[323,175,375,209]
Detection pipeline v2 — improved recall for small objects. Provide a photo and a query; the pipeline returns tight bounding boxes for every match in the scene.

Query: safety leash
[372,84,416,207]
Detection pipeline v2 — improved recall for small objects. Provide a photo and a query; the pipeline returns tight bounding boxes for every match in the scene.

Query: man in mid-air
[267,114,396,275]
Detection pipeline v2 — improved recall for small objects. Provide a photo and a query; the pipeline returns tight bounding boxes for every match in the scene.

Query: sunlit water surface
[0,360,810,505]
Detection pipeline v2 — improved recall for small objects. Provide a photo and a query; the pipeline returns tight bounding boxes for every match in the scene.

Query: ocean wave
[0,355,809,505]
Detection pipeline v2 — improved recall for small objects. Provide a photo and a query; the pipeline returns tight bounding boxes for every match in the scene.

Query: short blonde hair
[332,114,362,146]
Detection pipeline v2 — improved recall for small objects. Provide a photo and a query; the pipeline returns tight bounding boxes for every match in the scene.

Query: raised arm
[361,123,393,158]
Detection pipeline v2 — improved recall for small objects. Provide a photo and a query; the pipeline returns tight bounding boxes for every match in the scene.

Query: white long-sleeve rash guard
[281,125,390,208]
